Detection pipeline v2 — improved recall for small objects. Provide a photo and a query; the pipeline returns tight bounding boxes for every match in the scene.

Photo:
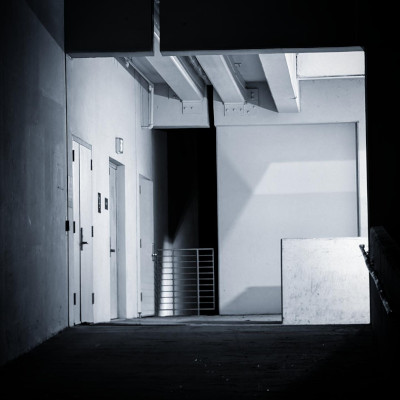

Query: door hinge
[90,159,93,170]
[92,293,95,304]
[91,226,94,237]
[141,292,143,302]
[73,293,76,305]
[72,150,75,162]
[139,185,141,194]
[65,220,70,232]
[73,221,76,233]
[140,238,142,248]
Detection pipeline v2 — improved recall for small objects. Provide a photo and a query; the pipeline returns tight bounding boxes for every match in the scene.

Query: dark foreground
[0,324,386,399]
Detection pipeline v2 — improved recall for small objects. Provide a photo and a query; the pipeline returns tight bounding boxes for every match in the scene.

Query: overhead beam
[146,32,204,101]
[259,54,300,113]
[196,55,247,104]
[65,0,154,57]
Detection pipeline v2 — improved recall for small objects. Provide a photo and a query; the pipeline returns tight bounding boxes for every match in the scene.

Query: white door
[72,140,93,324]
[109,162,118,319]
[139,176,155,316]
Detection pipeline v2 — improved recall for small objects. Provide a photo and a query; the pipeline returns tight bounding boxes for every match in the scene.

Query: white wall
[282,237,370,324]
[215,78,366,316]
[67,58,158,322]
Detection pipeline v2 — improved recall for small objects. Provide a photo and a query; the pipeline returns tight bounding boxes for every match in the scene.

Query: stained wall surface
[0,0,67,365]
[282,237,370,324]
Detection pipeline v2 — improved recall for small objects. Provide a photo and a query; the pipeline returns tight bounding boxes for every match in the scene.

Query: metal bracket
[246,88,259,105]
[182,101,203,115]
[224,103,245,116]
[223,89,259,116]
[244,88,259,116]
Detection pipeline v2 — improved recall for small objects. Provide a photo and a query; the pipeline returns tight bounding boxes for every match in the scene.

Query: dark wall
[152,130,169,252]
[65,0,154,56]
[369,228,400,385]
[161,0,360,52]
[167,127,218,252]
[0,0,67,365]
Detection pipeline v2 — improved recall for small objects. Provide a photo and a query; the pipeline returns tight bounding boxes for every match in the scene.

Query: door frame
[70,136,93,324]
[109,158,126,319]
[138,174,155,317]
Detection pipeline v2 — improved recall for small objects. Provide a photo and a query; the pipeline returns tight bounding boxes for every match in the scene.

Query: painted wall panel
[282,237,370,324]
[215,78,367,238]
[217,123,359,315]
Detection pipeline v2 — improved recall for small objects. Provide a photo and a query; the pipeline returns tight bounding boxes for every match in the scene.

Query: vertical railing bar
[212,249,215,310]
[172,249,175,316]
[197,249,200,316]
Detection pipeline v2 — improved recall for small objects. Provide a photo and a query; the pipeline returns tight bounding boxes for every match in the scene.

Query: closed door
[72,140,93,324]
[109,162,118,319]
[139,175,155,316]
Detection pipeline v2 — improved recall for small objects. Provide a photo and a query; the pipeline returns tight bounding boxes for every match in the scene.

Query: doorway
[109,161,118,319]
[72,138,94,324]
[139,175,155,317]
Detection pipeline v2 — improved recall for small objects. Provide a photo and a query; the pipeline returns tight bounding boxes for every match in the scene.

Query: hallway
[0,323,382,398]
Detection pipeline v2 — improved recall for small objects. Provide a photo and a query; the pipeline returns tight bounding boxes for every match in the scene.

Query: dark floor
[0,323,386,399]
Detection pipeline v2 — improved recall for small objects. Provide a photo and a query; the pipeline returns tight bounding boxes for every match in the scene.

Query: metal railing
[155,248,215,316]
[359,244,392,315]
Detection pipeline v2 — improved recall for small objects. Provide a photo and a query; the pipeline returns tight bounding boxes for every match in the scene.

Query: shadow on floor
[0,324,387,399]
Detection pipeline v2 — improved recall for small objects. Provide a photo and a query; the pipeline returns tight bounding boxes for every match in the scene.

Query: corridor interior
[3,1,399,397]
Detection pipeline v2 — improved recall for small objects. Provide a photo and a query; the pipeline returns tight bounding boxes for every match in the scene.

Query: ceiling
[123,32,365,115]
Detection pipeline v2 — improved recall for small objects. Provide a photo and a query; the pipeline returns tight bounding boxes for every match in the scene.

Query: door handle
[80,228,89,251]
[110,249,116,253]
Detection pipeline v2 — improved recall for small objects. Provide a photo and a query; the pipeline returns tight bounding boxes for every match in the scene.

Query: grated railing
[155,248,215,316]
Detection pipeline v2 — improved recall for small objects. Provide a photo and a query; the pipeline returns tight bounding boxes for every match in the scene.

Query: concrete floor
[0,321,386,398]
[108,314,283,325]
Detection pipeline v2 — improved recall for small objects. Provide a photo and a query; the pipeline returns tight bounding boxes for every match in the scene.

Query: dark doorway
[165,87,219,315]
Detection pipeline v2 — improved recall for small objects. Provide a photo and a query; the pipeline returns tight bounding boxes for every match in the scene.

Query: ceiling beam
[196,55,247,104]
[259,54,300,113]
[146,32,204,101]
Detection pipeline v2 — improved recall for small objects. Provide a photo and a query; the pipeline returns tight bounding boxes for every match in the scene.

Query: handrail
[359,244,392,315]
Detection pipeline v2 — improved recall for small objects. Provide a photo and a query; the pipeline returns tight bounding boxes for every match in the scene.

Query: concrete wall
[282,237,370,324]
[0,0,67,365]
[67,58,164,321]
[216,78,366,315]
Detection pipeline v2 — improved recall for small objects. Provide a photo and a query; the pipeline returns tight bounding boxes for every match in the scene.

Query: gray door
[72,140,93,324]
[109,162,118,319]
[139,175,155,316]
